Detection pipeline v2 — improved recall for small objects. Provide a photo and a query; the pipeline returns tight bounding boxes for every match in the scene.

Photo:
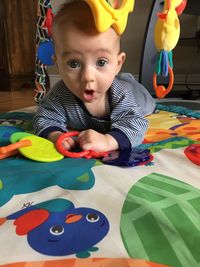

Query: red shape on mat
[14,209,49,235]
[184,144,200,166]
[0,217,7,225]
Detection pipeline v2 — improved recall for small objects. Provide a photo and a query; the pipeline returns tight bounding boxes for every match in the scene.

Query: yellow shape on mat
[19,135,64,162]
[84,0,135,35]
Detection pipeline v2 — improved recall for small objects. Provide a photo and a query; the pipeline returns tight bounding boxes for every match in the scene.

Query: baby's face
[53,23,125,104]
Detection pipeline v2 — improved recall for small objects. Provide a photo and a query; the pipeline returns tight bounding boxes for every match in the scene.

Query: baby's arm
[78,129,119,152]
[33,83,69,139]
[109,84,149,149]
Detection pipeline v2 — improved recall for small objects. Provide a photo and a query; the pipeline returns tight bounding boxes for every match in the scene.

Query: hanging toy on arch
[153,0,187,98]
[85,0,134,35]
[37,1,55,67]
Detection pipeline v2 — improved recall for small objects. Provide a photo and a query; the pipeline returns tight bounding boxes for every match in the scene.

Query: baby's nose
[81,66,95,83]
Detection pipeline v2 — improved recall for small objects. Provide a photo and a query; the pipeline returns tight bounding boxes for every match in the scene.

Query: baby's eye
[96,59,108,67]
[67,60,81,69]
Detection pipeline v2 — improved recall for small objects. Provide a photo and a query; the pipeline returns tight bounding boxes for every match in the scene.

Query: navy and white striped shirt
[33,73,155,148]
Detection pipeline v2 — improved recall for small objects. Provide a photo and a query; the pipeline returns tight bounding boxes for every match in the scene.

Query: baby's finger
[77,131,87,144]
[63,137,76,150]
[77,130,88,139]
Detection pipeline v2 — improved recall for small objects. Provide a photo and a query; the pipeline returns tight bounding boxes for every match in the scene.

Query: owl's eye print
[86,213,100,223]
[50,225,65,235]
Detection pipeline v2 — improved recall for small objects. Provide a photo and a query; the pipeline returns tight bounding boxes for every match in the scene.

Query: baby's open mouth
[85,89,94,95]
[83,89,95,101]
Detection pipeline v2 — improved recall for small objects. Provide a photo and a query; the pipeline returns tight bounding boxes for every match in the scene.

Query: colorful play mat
[0,104,200,267]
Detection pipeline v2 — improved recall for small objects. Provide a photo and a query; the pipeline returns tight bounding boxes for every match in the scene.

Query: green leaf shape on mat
[120,172,200,267]
[77,173,90,182]
[139,137,199,154]
[0,157,96,207]
[0,179,3,190]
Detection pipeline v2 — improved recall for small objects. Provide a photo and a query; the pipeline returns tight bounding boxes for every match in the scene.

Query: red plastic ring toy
[56,132,109,159]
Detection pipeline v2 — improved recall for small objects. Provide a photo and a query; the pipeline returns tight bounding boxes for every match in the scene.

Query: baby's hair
[52,0,121,52]
[52,0,97,36]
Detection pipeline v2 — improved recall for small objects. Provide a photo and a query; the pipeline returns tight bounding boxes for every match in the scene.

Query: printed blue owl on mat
[0,199,109,257]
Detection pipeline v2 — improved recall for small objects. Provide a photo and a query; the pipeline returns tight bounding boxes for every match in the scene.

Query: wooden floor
[0,88,36,112]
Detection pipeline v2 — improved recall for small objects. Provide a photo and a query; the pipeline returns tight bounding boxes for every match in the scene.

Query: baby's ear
[51,54,57,64]
[116,52,126,74]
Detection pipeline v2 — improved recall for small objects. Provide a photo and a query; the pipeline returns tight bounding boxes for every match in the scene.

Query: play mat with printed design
[0,104,200,267]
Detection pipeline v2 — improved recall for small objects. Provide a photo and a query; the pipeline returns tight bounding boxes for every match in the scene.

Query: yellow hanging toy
[84,0,135,35]
[153,0,187,98]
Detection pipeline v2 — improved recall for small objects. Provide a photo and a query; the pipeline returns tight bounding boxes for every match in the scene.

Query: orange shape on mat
[145,118,200,143]
[0,258,171,267]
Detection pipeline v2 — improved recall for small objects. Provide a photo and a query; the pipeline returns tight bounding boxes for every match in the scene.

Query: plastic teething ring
[0,139,32,159]
[56,132,109,159]
[153,66,174,98]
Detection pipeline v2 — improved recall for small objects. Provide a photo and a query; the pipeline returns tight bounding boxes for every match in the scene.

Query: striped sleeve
[33,81,68,136]
[109,78,149,148]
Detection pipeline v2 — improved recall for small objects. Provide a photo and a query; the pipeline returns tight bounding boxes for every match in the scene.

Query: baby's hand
[59,137,76,151]
[47,131,76,151]
[77,129,119,152]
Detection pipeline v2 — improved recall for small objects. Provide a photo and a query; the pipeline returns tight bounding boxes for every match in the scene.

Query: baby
[33,0,155,153]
